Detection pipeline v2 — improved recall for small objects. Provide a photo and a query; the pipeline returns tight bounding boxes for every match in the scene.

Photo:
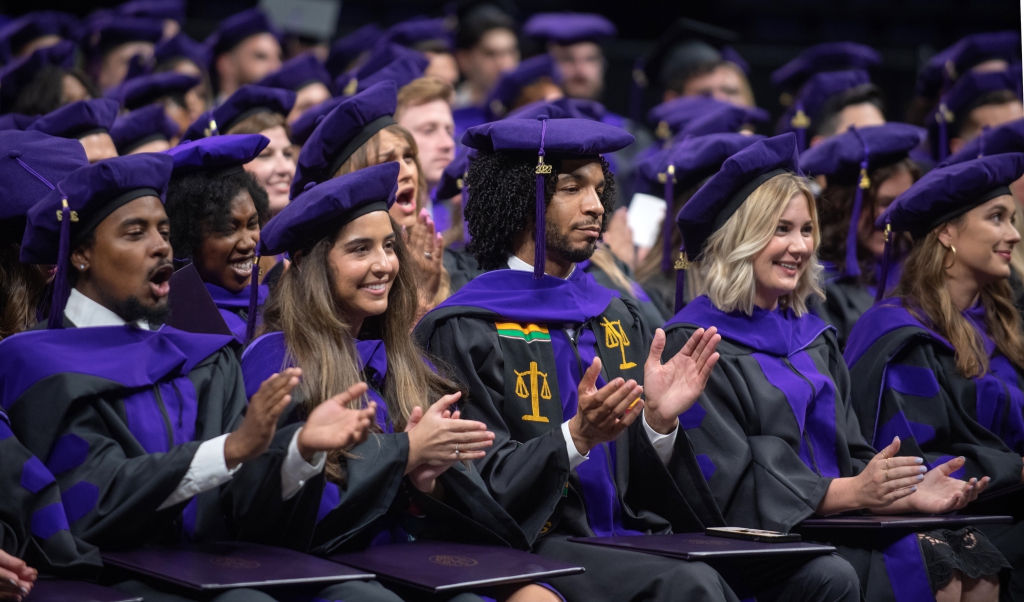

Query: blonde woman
[846,153,1024,600]
[663,134,1006,602]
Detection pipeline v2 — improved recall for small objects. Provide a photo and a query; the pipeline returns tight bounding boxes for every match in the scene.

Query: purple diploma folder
[567,533,836,560]
[798,515,1012,530]
[166,264,233,336]
[26,580,142,602]
[102,542,374,590]
[330,541,584,593]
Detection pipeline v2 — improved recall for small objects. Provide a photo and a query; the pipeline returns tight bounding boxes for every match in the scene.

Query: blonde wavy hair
[694,173,824,316]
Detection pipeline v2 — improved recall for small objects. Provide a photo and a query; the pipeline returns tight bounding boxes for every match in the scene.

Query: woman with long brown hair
[847,152,1024,599]
[241,163,559,602]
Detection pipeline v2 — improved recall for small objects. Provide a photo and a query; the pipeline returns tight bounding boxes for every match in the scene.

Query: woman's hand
[405,392,493,482]
[0,550,34,601]
[404,209,445,306]
[297,382,376,462]
[817,437,926,515]
[893,456,991,514]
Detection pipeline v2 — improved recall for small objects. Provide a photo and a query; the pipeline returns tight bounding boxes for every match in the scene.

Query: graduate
[845,153,1024,600]
[777,70,885,151]
[293,81,447,314]
[325,24,383,79]
[256,52,333,124]
[165,135,271,342]
[242,163,557,602]
[482,54,564,122]
[634,133,765,318]
[105,71,200,135]
[2,152,376,601]
[0,130,88,340]
[333,43,429,99]
[26,98,119,163]
[523,13,616,104]
[109,104,181,155]
[152,32,212,123]
[0,10,78,63]
[205,8,282,104]
[414,117,859,601]
[451,5,519,110]
[117,0,186,40]
[382,17,459,87]
[0,41,95,117]
[395,76,457,197]
[928,68,1023,162]
[664,133,1006,601]
[81,16,163,92]
[799,123,925,348]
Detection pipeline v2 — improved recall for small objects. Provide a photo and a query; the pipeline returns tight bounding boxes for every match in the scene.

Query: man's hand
[643,328,720,434]
[0,550,34,601]
[297,382,376,462]
[225,368,301,469]
[568,357,645,455]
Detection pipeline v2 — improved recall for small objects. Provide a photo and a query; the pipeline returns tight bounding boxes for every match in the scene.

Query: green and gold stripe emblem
[495,322,550,343]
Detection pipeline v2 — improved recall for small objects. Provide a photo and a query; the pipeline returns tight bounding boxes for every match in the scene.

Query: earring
[79,264,85,270]
[950,245,957,256]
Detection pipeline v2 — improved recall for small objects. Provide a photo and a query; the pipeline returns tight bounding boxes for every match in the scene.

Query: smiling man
[414,117,859,602]
[4,152,377,601]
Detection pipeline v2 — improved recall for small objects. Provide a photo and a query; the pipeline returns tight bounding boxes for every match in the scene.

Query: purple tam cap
[118,0,187,24]
[435,147,476,200]
[206,8,282,61]
[946,117,1024,164]
[257,52,332,93]
[290,96,344,146]
[523,12,617,46]
[799,123,926,277]
[182,84,295,140]
[0,11,78,63]
[638,133,765,277]
[879,153,1024,240]
[109,105,180,154]
[382,17,454,51]
[916,31,1021,98]
[27,98,119,139]
[0,40,76,113]
[107,71,201,110]
[506,97,601,121]
[677,104,770,138]
[771,42,881,91]
[0,114,39,131]
[261,161,399,255]
[647,96,732,140]
[484,54,563,121]
[336,54,427,97]
[334,43,428,96]
[462,116,634,278]
[84,16,163,56]
[21,153,174,328]
[778,69,872,149]
[165,134,269,175]
[154,32,209,70]
[292,81,397,199]
[678,133,800,263]
[928,68,1023,162]
[0,130,89,222]
[326,24,383,78]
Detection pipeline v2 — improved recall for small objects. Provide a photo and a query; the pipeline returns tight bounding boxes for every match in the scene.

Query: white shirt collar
[506,254,576,280]
[64,288,151,330]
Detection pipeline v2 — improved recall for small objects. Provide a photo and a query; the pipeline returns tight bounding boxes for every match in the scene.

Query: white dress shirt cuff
[281,428,326,500]
[643,410,679,465]
[561,420,590,470]
[158,433,239,510]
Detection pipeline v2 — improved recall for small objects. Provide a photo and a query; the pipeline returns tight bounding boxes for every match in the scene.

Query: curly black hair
[165,169,271,261]
[464,150,616,271]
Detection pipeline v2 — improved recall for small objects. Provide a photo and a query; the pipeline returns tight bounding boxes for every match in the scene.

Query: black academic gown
[846,299,1024,597]
[815,277,876,351]
[0,408,102,579]
[240,332,529,556]
[663,295,937,602]
[0,324,324,553]
[415,268,857,602]
[443,248,487,294]
[581,254,666,328]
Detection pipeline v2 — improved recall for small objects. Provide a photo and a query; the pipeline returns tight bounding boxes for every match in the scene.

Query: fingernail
[910,486,917,492]
[919,466,927,473]
[917,474,924,481]
[915,457,924,464]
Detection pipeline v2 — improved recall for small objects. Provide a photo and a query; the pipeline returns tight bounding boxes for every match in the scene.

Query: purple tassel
[937,103,950,162]
[628,58,646,124]
[874,221,893,303]
[660,165,676,273]
[845,128,870,278]
[674,260,686,315]
[978,125,990,158]
[48,198,73,329]
[533,117,550,279]
[245,253,261,342]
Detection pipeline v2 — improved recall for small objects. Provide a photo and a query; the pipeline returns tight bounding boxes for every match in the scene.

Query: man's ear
[70,245,91,274]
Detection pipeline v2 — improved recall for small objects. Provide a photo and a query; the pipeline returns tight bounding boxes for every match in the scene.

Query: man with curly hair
[415,117,860,602]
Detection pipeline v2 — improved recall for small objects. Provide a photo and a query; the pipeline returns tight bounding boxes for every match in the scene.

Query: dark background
[1,0,1020,123]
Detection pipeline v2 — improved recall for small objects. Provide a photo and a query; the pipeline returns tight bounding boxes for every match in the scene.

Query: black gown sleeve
[423,316,571,543]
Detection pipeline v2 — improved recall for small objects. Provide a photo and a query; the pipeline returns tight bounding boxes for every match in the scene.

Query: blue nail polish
[915,457,924,464]
[910,486,917,492]
[919,466,927,473]
[917,474,924,481]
